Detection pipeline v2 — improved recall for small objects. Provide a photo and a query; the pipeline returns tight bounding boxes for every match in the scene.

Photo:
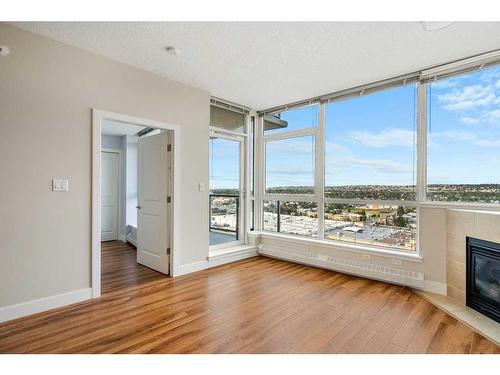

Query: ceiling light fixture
[421,22,455,32]
[165,46,180,56]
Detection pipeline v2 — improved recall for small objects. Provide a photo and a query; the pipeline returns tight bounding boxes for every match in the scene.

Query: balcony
[209,194,239,246]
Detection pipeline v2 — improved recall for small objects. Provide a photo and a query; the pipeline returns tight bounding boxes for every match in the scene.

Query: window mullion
[255,116,264,231]
[416,83,428,203]
[316,103,325,240]
[262,127,316,142]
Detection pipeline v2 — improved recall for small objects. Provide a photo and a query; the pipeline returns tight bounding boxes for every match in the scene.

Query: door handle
[136,205,142,210]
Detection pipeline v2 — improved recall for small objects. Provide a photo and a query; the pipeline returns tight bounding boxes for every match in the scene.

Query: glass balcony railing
[209,194,239,246]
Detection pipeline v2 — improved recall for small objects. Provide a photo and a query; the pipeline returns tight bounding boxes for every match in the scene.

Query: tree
[360,210,367,221]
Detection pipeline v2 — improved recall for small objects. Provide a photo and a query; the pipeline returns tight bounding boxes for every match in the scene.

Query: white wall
[0,23,210,309]
[125,135,138,230]
[102,134,123,150]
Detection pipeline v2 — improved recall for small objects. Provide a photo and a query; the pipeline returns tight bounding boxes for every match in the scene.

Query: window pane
[264,105,318,134]
[209,137,240,195]
[263,201,318,237]
[428,66,500,203]
[324,204,417,251]
[279,201,318,237]
[265,136,315,194]
[263,200,278,232]
[325,85,417,201]
[210,106,246,133]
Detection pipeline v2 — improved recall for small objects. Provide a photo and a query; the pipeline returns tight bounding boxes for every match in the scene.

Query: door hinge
[167,196,172,203]
[167,144,172,152]
[167,248,171,254]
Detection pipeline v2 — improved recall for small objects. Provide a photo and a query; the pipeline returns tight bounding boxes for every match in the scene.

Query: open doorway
[92,110,179,298]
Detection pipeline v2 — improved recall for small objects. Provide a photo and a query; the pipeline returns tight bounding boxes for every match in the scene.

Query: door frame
[101,148,123,242]
[208,130,246,251]
[92,109,181,298]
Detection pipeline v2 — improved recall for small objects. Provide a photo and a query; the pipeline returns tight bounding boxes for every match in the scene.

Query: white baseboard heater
[258,244,425,289]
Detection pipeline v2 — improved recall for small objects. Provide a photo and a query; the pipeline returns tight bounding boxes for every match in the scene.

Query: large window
[260,87,419,251]
[427,66,500,203]
[256,58,500,255]
[325,85,417,201]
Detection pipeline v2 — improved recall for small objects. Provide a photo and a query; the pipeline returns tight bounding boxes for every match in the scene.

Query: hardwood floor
[0,241,498,354]
[100,241,165,294]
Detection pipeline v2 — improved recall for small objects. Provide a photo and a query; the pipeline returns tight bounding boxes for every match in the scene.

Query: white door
[101,151,119,241]
[137,132,170,274]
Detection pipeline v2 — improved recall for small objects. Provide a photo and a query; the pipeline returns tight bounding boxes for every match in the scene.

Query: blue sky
[209,137,240,190]
[428,66,500,184]
[211,66,500,189]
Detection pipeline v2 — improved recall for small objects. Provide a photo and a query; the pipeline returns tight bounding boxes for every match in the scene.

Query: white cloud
[430,130,500,147]
[460,116,480,125]
[265,138,314,154]
[348,128,415,148]
[328,155,413,174]
[438,84,498,111]
[483,109,500,122]
[326,142,349,154]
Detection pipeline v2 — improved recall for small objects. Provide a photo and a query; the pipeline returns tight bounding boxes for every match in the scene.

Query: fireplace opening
[466,237,500,323]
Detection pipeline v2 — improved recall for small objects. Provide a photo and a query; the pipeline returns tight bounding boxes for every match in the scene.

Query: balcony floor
[210,230,237,246]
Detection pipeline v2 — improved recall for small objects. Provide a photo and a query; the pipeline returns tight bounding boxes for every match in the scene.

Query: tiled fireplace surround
[446,209,500,305]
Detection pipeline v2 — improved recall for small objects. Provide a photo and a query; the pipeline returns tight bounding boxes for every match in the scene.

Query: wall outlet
[391,259,403,266]
[361,254,371,260]
[52,179,69,192]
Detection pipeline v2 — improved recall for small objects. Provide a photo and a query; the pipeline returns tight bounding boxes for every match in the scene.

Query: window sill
[419,201,500,211]
[249,231,423,263]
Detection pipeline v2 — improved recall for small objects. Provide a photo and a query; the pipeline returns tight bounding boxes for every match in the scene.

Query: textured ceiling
[12,22,500,110]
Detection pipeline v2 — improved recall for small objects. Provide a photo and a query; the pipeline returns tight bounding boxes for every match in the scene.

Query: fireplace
[466,237,500,323]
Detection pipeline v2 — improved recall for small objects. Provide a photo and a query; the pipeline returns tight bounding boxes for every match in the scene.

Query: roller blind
[210,105,246,132]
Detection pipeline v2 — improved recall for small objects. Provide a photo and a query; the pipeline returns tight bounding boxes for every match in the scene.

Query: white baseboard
[176,260,209,276]
[126,231,137,247]
[420,280,447,295]
[0,288,92,323]
[176,246,258,276]
[209,246,258,267]
[258,244,425,289]
[119,232,127,242]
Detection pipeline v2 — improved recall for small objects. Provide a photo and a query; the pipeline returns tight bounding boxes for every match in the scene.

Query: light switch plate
[52,179,69,192]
